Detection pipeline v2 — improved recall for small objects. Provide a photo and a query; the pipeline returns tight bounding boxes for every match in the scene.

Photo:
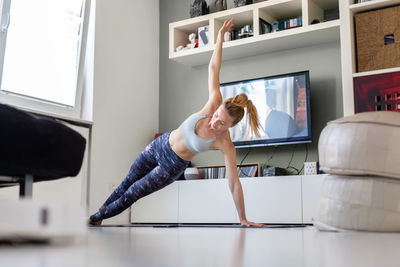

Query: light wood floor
[1,226,400,267]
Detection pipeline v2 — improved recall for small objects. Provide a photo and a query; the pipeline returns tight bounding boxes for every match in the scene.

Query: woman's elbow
[208,63,220,73]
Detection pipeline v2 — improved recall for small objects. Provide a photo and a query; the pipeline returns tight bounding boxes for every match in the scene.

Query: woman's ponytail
[231,94,248,108]
[224,93,261,137]
[245,99,261,137]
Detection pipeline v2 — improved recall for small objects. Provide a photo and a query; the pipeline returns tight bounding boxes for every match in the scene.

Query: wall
[159,0,343,172]
[89,0,159,224]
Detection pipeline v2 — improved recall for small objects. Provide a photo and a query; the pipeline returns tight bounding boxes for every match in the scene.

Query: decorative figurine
[176,45,184,52]
[176,32,198,52]
[215,0,227,12]
[186,33,197,49]
[234,0,253,7]
[190,0,210,18]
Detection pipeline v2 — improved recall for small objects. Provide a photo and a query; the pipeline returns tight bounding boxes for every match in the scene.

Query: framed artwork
[353,71,400,113]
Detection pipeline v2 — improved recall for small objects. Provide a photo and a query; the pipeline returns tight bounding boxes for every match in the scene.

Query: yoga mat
[89,223,310,229]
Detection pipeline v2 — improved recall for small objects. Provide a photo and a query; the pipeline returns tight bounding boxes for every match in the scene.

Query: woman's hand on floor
[240,219,266,227]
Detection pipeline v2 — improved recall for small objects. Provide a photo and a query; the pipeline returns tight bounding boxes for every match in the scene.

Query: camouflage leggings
[90,131,189,222]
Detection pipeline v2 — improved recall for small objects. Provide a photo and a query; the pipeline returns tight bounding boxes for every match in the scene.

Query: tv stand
[130,174,326,224]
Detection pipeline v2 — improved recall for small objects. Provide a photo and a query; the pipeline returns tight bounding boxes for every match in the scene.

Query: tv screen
[220,71,312,148]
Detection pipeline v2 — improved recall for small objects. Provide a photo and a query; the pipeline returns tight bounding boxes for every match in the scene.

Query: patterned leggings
[90,131,189,222]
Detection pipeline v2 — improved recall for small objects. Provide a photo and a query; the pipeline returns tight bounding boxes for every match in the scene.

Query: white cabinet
[130,182,180,223]
[241,176,302,223]
[301,174,326,223]
[130,174,325,224]
[178,179,237,223]
[169,0,340,66]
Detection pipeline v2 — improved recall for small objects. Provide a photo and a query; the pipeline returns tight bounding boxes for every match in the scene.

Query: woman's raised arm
[201,19,234,114]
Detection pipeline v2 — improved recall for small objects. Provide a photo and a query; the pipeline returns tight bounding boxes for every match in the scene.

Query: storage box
[355,6,400,72]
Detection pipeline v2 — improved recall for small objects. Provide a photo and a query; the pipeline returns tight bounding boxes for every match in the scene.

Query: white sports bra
[181,113,216,154]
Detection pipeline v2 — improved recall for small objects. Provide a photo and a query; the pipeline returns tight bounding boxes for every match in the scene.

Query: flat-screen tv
[220,71,312,148]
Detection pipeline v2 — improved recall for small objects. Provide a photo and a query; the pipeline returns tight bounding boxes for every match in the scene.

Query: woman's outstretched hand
[240,219,266,227]
[218,18,234,37]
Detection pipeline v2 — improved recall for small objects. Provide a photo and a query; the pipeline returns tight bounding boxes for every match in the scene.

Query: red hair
[223,93,261,137]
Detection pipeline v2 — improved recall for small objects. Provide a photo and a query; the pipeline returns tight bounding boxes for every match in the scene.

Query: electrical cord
[285,145,300,175]
[285,143,310,175]
[286,145,296,168]
[286,166,300,175]
[237,143,309,177]
[264,145,277,166]
[238,147,252,177]
[297,143,308,175]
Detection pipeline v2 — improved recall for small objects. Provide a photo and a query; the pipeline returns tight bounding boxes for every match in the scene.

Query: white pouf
[318,111,400,179]
[315,175,400,232]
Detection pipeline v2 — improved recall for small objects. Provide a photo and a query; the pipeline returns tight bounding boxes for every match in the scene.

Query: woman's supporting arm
[222,139,265,227]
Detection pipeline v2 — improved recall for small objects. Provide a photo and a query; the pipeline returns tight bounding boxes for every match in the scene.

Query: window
[0,0,90,119]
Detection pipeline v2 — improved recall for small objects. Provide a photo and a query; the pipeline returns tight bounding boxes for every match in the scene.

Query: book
[259,18,272,34]
[197,163,259,179]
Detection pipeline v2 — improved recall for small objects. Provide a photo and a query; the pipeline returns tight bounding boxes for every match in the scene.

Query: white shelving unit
[171,0,400,116]
[340,0,400,116]
[169,0,340,66]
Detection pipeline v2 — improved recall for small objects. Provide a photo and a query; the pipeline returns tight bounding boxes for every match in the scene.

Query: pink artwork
[353,71,400,113]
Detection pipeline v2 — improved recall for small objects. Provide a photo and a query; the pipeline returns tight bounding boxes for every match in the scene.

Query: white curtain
[265,77,295,118]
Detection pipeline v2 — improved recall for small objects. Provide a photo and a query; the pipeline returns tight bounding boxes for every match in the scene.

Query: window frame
[0,0,91,120]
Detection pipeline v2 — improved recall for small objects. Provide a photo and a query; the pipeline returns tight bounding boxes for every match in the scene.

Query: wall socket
[304,162,318,175]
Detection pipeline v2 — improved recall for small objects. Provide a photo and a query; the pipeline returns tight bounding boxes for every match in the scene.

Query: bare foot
[87,218,102,226]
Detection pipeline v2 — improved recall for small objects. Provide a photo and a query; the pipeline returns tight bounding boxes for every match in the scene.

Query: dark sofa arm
[0,103,86,182]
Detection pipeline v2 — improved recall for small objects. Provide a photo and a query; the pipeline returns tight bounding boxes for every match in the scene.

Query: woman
[89,19,264,227]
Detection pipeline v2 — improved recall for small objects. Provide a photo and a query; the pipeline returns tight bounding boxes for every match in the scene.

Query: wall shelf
[352,67,400,78]
[169,0,340,67]
[350,0,400,13]
[171,20,339,66]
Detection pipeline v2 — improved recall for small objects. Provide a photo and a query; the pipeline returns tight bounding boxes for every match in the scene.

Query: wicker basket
[355,5,400,72]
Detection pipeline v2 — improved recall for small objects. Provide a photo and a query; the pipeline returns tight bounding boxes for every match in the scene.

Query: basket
[355,5,400,72]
